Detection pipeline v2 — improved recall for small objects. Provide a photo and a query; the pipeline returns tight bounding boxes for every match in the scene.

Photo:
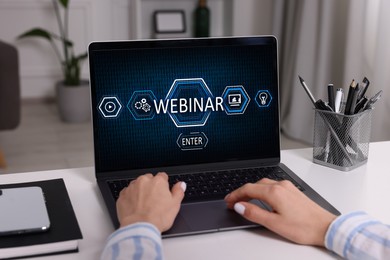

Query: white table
[1,141,390,259]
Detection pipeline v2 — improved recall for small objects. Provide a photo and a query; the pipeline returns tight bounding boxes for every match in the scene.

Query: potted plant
[18,0,90,123]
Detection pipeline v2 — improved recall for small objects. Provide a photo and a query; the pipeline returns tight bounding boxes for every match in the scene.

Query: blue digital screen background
[90,40,280,173]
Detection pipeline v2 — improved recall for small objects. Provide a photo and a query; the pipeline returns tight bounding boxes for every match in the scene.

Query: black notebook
[0,179,83,259]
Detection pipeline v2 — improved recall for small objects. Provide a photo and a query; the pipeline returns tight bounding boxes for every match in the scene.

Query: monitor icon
[228,94,242,107]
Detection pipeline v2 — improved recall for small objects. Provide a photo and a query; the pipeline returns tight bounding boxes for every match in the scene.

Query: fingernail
[234,203,245,215]
[180,182,187,192]
[224,193,230,200]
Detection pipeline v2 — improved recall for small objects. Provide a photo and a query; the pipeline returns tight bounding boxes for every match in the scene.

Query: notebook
[88,36,340,237]
[0,179,82,258]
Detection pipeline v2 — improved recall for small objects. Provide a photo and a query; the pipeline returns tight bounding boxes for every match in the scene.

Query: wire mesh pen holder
[313,108,372,171]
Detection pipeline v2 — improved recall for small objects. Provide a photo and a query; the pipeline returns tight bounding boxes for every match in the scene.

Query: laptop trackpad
[180,200,267,232]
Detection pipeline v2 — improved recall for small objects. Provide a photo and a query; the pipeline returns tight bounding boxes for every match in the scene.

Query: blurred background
[0,0,388,173]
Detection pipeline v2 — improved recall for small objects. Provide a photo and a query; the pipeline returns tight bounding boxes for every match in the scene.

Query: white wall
[232,0,273,36]
[0,0,131,98]
[0,0,270,99]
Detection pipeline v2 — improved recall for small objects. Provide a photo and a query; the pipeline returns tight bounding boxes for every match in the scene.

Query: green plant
[18,0,87,86]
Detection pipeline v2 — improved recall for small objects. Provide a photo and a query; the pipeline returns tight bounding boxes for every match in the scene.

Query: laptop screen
[89,36,280,174]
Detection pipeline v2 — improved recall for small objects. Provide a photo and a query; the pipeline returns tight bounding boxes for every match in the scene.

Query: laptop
[88,36,340,237]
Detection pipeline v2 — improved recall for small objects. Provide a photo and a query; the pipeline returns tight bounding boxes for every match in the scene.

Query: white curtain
[342,0,390,141]
[274,0,390,143]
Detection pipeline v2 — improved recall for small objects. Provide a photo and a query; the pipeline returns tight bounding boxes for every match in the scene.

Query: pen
[327,84,335,111]
[357,77,370,102]
[363,90,383,111]
[344,80,357,115]
[354,96,367,114]
[298,75,316,104]
[334,88,344,113]
[348,83,359,115]
[298,76,333,111]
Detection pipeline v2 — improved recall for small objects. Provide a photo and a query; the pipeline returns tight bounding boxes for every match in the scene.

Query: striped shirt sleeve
[101,222,164,260]
[325,211,390,259]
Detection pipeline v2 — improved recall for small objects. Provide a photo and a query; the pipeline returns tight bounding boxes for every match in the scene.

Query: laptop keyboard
[107,166,304,203]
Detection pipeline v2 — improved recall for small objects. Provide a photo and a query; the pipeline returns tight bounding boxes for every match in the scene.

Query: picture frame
[153,10,186,34]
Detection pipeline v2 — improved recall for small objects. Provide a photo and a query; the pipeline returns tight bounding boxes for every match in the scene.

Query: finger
[233,201,277,228]
[257,178,277,184]
[154,172,170,191]
[136,173,153,181]
[225,179,276,205]
[278,180,296,190]
[117,185,130,205]
[225,183,257,202]
[118,186,127,197]
[143,173,153,178]
[171,181,186,204]
[225,183,277,208]
[156,172,168,181]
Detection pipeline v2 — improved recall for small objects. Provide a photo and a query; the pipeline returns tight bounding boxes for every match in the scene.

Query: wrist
[315,212,337,247]
[120,214,161,231]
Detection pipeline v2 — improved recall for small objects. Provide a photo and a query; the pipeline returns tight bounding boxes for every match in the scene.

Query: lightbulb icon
[259,92,268,105]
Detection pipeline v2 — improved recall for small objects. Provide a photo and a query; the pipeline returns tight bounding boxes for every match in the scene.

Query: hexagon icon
[127,90,157,120]
[98,96,122,118]
[166,78,214,127]
[176,132,209,151]
[222,85,250,115]
[255,90,272,108]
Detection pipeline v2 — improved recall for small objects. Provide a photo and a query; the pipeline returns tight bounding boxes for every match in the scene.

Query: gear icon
[128,90,157,120]
[135,101,142,110]
[142,103,151,112]
[134,98,151,113]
